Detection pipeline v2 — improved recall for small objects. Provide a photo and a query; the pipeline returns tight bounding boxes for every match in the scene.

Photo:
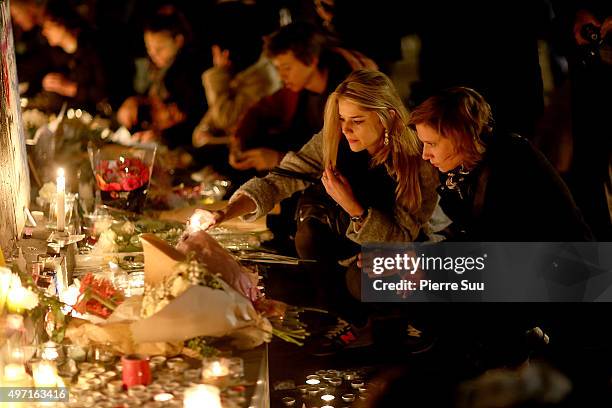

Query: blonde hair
[322,69,424,212]
[408,87,492,170]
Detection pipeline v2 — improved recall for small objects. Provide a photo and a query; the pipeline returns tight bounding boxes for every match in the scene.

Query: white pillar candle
[183,384,221,408]
[56,168,65,232]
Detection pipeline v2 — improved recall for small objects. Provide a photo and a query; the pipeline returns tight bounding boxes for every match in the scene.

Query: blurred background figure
[191,1,281,173]
[9,0,55,98]
[552,0,612,240]
[116,7,206,151]
[24,1,108,113]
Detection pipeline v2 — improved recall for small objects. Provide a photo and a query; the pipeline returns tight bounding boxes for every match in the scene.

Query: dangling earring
[384,130,389,146]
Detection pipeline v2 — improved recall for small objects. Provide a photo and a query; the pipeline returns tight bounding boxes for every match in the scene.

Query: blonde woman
[191,69,438,354]
[192,69,438,250]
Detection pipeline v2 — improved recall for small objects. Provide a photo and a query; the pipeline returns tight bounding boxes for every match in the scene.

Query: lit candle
[0,266,11,313]
[32,360,58,387]
[56,168,65,232]
[201,358,230,388]
[321,394,335,402]
[183,384,222,408]
[6,314,24,331]
[7,286,27,314]
[154,393,174,402]
[3,363,33,387]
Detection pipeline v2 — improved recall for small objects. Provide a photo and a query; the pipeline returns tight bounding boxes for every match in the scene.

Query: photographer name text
[372,279,484,292]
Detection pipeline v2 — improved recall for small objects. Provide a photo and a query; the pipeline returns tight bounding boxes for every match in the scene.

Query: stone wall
[0,0,30,256]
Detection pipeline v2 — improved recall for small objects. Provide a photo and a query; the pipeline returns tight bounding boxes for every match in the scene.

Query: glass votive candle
[351,379,365,389]
[315,370,327,376]
[282,396,296,407]
[343,371,357,381]
[342,393,355,402]
[322,375,333,382]
[201,358,231,388]
[307,386,319,397]
[326,370,340,377]
[228,357,244,378]
[359,392,370,400]
[297,385,308,395]
[358,386,368,393]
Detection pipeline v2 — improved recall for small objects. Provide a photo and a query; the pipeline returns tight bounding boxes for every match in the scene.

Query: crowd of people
[10,0,612,406]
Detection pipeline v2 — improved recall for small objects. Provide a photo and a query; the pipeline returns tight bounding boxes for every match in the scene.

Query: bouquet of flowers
[73,273,124,319]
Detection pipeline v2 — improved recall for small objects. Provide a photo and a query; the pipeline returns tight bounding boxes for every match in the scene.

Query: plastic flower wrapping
[66,229,316,355]
[66,232,271,355]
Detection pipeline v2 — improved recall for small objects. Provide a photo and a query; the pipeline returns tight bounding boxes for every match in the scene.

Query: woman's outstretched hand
[321,165,364,217]
[189,209,227,231]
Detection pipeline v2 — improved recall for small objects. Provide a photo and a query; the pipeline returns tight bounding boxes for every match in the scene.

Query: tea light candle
[183,384,221,408]
[154,393,174,402]
[201,359,230,387]
[351,380,365,389]
[342,393,355,402]
[282,396,296,406]
[321,394,335,402]
[32,360,58,387]
[4,363,33,386]
[56,168,65,232]
[329,377,342,387]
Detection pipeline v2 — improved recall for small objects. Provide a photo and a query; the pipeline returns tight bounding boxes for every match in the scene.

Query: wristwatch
[350,208,368,224]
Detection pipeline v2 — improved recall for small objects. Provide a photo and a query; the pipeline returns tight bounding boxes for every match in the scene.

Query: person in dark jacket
[10,0,55,98]
[229,21,377,172]
[28,4,107,113]
[409,86,593,242]
[116,9,206,150]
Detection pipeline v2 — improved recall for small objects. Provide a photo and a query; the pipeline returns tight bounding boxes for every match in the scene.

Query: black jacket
[439,132,593,241]
[158,48,207,150]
